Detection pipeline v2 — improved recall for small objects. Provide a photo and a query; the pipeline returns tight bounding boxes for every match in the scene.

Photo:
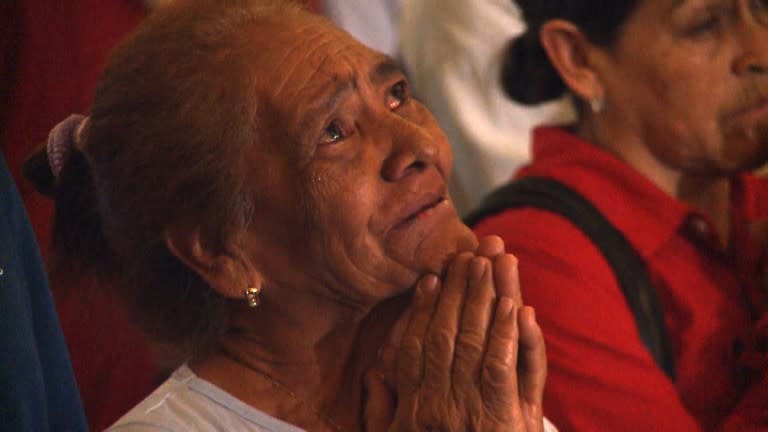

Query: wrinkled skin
[363,237,546,432]
[180,9,546,432]
[583,0,768,196]
[236,15,476,307]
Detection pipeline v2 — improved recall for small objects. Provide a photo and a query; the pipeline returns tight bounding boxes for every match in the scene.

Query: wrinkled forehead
[255,15,382,95]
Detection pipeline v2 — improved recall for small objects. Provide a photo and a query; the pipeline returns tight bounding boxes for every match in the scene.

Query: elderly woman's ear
[164,226,262,299]
[539,20,607,107]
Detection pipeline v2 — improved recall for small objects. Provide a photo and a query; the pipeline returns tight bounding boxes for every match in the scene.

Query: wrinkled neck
[191,292,408,432]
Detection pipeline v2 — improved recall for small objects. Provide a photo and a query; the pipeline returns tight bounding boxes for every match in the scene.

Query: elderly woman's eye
[387,80,410,110]
[320,120,347,144]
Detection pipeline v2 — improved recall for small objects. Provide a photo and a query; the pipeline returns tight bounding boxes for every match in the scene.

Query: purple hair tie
[46,114,89,178]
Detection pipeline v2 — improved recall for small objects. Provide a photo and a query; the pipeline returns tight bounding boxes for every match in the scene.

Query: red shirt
[474,127,768,431]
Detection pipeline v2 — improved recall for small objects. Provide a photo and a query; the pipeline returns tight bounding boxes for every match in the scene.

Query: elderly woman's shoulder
[106,365,304,432]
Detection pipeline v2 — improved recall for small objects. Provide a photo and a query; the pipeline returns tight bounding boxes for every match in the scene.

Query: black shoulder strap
[465,177,676,380]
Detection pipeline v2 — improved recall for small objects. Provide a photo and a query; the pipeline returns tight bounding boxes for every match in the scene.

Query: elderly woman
[26,0,555,431]
[471,0,768,430]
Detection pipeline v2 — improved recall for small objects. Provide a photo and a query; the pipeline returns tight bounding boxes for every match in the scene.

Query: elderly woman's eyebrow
[302,60,405,128]
[370,57,406,85]
[293,75,356,136]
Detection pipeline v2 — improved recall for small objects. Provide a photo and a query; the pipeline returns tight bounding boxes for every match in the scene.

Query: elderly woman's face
[598,0,768,174]
[240,15,476,303]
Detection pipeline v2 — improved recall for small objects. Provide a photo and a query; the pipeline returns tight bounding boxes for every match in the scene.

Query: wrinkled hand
[364,236,546,432]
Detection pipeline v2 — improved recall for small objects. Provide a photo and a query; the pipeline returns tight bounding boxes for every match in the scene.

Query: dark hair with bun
[501,0,641,105]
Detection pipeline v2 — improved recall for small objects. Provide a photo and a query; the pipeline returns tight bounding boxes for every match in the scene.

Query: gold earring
[590,96,605,113]
[245,286,262,307]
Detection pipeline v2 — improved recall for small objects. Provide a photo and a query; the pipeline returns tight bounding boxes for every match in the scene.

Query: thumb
[363,368,395,432]
[518,306,547,432]
[378,306,411,386]
[363,306,411,431]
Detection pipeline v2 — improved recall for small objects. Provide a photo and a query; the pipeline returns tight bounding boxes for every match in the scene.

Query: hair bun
[23,115,89,198]
[23,145,57,198]
[500,32,567,105]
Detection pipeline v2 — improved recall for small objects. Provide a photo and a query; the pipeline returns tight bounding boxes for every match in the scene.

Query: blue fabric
[0,151,87,431]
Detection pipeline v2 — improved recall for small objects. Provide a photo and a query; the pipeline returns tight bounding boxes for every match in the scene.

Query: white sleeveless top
[107,364,304,431]
[108,364,558,431]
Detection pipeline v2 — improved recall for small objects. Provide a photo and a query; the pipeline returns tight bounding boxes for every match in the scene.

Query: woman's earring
[244,286,262,307]
[590,96,605,114]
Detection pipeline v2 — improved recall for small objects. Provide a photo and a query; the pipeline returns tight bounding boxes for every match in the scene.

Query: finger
[476,235,505,258]
[481,297,520,418]
[494,253,523,305]
[518,306,547,407]
[452,256,496,396]
[397,274,440,394]
[363,369,396,432]
[518,306,547,432]
[422,252,473,394]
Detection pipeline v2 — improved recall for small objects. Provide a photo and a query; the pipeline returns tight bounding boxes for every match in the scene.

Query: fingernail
[469,258,487,281]
[519,305,536,325]
[498,296,515,319]
[420,274,438,294]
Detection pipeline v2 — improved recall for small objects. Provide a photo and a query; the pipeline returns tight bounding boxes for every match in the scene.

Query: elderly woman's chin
[384,197,477,282]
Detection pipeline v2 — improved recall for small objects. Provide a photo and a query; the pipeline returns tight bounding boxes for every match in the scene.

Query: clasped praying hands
[364,237,547,432]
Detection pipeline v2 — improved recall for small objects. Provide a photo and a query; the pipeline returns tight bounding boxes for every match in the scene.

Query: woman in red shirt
[473,0,768,430]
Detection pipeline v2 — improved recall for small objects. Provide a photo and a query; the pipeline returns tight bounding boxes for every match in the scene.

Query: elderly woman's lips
[397,195,448,227]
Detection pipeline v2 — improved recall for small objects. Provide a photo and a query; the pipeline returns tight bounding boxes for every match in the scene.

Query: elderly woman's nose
[380,119,440,182]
